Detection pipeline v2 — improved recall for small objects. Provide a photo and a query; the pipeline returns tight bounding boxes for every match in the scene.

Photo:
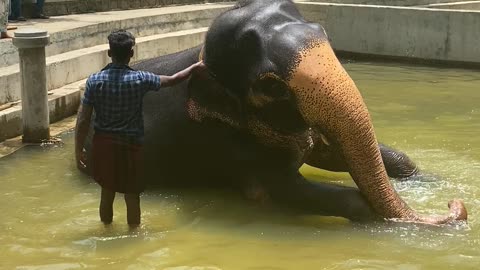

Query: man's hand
[160,61,207,87]
[191,61,207,74]
[76,148,87,170]
[75,104,93,172]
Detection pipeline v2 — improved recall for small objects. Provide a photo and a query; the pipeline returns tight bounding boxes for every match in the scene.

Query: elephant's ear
[186,67,244,129]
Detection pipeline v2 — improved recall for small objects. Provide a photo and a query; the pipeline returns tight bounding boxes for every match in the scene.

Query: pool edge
[0,115,77,159]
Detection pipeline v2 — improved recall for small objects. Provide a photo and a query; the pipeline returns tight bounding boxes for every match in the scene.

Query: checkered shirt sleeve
[82,77,95,106]
[140,71,162,91]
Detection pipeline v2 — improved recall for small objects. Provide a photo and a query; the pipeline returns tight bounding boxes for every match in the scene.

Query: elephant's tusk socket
[320,134,330,146]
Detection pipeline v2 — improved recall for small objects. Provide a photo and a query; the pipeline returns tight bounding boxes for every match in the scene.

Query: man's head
[107,30,135,63]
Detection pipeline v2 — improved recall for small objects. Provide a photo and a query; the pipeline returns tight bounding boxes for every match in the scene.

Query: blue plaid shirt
[82,63,161,138]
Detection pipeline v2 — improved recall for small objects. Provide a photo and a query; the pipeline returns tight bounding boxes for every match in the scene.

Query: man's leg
[33,0,48,19]
[124,193,141,226]
[9,0,24,20]
[100,188,115,224]
[1,0,9,38]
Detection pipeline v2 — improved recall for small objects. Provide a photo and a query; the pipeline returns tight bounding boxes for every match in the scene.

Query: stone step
[0,27,208,106]
[1,3,232,68]
[20,0,228,17]
[0,27,208,142]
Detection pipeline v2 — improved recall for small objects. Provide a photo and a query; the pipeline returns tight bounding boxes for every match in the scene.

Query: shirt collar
[102,63,136,71]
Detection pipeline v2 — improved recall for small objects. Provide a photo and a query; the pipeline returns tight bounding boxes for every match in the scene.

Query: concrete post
[13,29,50,143]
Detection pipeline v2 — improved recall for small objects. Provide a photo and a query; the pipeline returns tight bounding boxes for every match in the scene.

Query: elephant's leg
[305,142,419,180]
[262,171,378,221]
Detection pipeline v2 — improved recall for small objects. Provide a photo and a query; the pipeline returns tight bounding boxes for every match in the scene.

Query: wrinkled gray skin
[76,0,467,224]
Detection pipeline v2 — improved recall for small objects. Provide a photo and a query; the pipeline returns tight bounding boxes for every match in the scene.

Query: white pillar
[13,28,50,143]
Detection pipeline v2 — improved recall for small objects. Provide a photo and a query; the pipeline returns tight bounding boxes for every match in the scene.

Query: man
[8,0,26,21]
[1,0,17,39]
[9,0,48,21]
[33,0,49,19]
[76,30,205,227]
[1,0,13,39]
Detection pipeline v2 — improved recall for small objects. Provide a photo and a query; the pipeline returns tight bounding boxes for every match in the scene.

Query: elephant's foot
[263,171,378,222]
[380,144,419,180]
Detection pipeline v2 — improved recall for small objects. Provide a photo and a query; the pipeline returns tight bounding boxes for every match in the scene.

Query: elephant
[76,0,467,224]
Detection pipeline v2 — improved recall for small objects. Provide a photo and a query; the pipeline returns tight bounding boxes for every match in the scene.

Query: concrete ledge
[0,27,207,108]
[420,1,480,9]
[298,2,480,65]
[1,4,231,68]
[0,80,83,143]
[305,0,464,6]
[0,115,78,159]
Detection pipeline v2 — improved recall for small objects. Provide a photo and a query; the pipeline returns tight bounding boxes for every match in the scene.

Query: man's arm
[75,104,93,169]
[159,61,206,87]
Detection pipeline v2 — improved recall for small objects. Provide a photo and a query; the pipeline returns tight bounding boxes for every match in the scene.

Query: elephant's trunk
[288,40,467,224]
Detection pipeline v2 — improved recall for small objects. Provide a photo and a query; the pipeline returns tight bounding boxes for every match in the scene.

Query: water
[1,62,479,269]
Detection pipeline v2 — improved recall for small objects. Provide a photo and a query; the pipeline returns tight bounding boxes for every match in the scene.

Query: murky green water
[1,62,479,270]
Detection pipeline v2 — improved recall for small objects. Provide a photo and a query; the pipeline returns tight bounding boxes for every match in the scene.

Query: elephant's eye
[253,76,290,99]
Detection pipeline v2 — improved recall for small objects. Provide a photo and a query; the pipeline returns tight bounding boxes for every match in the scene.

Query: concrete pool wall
[420,1,480,10]
[298,2,480,65]
[307,0,460,5]
[306,0,480,7]
[0,5,231,68]
[1,1,480,143]
[307,0,480,9]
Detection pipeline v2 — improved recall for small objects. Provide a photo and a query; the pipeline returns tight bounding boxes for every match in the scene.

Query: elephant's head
[186,0,467,224]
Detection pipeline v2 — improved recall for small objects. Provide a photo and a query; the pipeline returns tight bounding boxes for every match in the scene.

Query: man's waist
[94,130,144,144]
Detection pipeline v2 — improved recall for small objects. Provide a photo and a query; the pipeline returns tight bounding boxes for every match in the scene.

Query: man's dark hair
[108,30,136,60]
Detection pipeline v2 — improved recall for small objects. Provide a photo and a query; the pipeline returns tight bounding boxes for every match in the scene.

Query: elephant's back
[132,45,202,76]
